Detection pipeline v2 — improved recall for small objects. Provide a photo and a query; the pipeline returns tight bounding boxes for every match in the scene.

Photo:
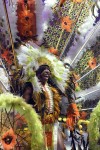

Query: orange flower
[73,0,82,3]
[88,58,97,69]
[61,16,73,32]
[48,47,58,55]
[17,10,36,38]
[2,128,16,150]
[59,0,66,6]
[18,10,34,25]
[17,0,36,38]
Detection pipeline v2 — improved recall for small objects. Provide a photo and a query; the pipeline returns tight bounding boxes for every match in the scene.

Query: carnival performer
[16,44,80,150]
[34,64,65,150]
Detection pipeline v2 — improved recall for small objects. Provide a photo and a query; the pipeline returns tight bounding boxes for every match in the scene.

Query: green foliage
[88,101,100,150]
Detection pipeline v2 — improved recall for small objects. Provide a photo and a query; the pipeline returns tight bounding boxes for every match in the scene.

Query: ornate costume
[16,45,70,149]
[0,0,99,149]
[34,84,61,149]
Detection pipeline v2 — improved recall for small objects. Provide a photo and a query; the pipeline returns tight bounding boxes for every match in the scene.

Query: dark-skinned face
[23,88,33,102]
[39,69,51,83]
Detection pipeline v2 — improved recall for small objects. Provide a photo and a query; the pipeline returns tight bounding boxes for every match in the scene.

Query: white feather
[44,0,58,7]
[35,0,44,43]
[97,0,100,7]
[0,68,10,92]
[94,5,99,17]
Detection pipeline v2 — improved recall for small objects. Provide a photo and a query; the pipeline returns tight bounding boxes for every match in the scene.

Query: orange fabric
[66,103,80,130]
[45,132,53,147]
[67,103,80,116]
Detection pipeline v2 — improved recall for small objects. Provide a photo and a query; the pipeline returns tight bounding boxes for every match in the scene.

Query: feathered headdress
[16,43,69,93]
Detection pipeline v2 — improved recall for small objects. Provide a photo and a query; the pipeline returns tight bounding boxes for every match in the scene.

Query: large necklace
[42,86,61,124]
[42,84,54,114]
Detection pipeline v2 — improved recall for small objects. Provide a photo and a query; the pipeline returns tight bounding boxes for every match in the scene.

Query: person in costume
[22,82,33,101]
[34,64,65,150]
[21,82,39,113]
[21,82,35,105]
[16,44,80,150]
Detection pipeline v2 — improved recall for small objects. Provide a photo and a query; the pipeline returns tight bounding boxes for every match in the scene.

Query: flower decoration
[18,10,34,25]
[73,0,82,3]
[17,10,36,38]
[2,128,16,150]
[88,58,97,69]
[1,50,13,65]
[48,47,58,55]
[17,0,36,38]
[59,0,66,7]
[61,16,73,32]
